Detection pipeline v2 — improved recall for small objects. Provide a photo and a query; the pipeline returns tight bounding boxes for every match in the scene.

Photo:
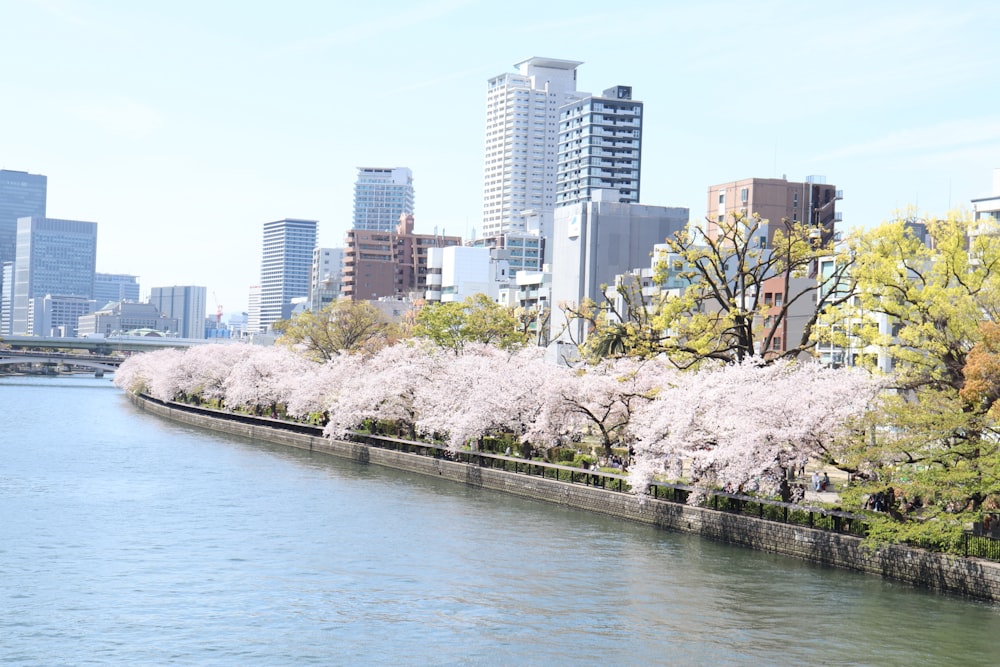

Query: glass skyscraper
[0,169,47,333]
[352,167,414,232]
[11,216,97,335]
[258,218,317,332]
[0,169,47,269]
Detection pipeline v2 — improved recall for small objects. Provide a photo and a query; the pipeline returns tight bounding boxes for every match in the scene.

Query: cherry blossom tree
[114,348,184,399]
[323,342,443,439]
[172,344,255,405]
[629,359,882,501]
[528,356,673,457]
[222,345,314,415]
[284,355,357,422]
[414,344,550,450]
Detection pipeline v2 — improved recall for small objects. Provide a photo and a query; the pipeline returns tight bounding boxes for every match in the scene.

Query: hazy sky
[2,0,999,315]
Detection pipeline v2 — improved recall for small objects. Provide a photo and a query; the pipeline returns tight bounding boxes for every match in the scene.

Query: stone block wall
[129,393,1000,602]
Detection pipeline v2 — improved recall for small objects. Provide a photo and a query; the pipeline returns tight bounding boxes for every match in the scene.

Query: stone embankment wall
[129,392,1000,602]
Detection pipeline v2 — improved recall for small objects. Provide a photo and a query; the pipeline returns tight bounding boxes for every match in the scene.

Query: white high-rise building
[353,167,414,232]
[482,57,584,238]
[258,219,317,332]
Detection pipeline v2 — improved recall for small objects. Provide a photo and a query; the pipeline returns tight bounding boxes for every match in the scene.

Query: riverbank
[127,391,1000,603]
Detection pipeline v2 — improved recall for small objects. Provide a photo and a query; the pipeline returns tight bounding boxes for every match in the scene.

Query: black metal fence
[963,533,1000,560]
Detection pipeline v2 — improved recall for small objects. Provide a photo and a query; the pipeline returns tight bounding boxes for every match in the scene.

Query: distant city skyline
[2,2,998,314]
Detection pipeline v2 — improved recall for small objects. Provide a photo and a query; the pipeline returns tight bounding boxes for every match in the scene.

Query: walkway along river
[128,390,1000,603]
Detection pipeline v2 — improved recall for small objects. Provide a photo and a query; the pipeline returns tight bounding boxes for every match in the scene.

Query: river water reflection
[2,375,999,666]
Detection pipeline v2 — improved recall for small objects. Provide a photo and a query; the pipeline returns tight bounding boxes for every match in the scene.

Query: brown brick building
[342,214,461,301]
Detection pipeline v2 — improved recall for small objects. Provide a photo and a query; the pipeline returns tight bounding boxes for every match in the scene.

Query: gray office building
[94,273,141,306]
[0,170,47,332]
[0,170,47,269]
[548,191,688,351]
[148,285,207,339]
[12,217,97,335]
[557,86,643,207]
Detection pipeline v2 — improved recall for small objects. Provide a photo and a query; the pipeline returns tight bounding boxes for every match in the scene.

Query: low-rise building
[77,301,179,337]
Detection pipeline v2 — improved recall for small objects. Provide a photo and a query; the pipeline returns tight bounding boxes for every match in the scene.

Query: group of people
[810,470,831,492]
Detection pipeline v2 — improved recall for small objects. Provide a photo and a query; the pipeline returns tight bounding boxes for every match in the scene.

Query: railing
[964,533,1000,560]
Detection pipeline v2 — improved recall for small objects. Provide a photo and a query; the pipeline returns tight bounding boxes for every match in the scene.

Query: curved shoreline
[127,391,1000,603]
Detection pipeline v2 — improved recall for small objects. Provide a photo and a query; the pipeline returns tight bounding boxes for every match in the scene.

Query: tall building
[11,217,97,335]
[482,57,584,237]
[309,247,343,310]
[557,85,643,207]
[148,285,207,339]
[0,169,47,271]
[342,214,461,301]
[259,219,317,332]
[353,167,414,232]
[0,170,47,331]
[94,273,141,306]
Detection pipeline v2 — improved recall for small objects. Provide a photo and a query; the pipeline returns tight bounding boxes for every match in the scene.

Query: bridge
[0,334,233,354]
[0,349,124,374]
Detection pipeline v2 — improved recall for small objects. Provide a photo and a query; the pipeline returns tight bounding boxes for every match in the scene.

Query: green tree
[273,300,390,361]
[817,212,1000,551]
[414,294,528,354]
[622,211,855,368]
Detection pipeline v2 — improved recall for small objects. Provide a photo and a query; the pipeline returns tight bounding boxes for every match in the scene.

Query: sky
[2,0,999,316]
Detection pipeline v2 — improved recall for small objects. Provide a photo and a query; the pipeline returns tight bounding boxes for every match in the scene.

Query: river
[2,375,999,666]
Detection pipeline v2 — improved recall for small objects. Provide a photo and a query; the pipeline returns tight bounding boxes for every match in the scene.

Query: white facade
[247,284,261,336]
[259,219,317,332]
[309,247,343,310]
[425,246,511,302]
[482,57,584,238]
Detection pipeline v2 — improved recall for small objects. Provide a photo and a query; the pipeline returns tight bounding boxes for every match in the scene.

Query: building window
[772,337,782,350]
[774,292,783,306]
[740,188,748,203]
[718,192,725,205]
